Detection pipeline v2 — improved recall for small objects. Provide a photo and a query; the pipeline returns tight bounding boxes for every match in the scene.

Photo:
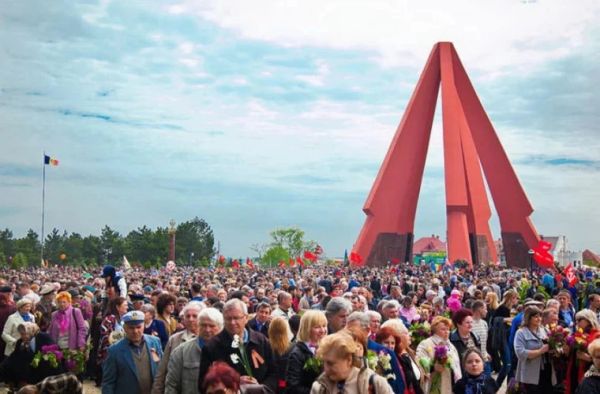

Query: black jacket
[247,317,270,338]
[449,330,482,374]
[576,375,600,394]
[286,342,320,394]
[198,329,277,393]
[0,332,64,385]
[453,374,498,394]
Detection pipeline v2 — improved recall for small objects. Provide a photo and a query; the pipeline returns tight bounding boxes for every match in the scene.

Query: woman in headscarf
[2,298,35,356]
[565,309,600,394]
[0,322,63,389]
[48,291,87,352]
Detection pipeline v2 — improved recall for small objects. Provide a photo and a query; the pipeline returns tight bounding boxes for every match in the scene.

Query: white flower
[231,334,240,349]
[386,373,396,380]
[230,354,240,364]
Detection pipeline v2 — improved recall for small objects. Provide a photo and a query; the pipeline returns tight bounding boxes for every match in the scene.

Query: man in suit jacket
[102,311,163,394]
[198,298,277,392]
[246,301,270,337]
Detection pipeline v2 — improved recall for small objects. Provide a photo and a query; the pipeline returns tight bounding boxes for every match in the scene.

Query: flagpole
[41,152,46,265]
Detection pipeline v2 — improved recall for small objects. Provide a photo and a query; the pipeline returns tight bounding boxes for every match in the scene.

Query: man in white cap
[102,310,163,394]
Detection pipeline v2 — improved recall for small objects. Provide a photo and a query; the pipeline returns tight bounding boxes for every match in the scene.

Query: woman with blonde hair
[416,316,461,394]
[286,310,328,394]
[484,292,499,324]
[269,316,292,392]
[310,332,392,393]
[48,291,87,352]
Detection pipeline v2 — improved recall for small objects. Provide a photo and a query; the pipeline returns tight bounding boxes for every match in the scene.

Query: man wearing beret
[102,310,163,394]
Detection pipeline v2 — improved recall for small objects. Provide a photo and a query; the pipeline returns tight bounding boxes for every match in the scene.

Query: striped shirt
[471,318,489,358]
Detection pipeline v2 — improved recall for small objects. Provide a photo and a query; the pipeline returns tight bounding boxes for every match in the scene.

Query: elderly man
[345,311,405,393]
[165,308,223,394]
[36,284,56,332]
[198,298,277,391]
[381,300,401,322]
[271,291,294,320]
[151,301,202,394]
[102,311,163,394]
[325,296,352,334]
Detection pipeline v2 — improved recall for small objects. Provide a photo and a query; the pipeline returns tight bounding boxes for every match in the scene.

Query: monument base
[366,232,413,266]
[501,232,531,269]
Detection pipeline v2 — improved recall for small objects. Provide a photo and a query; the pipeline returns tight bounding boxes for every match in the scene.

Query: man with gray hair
[165,307,223,394]
[325,296,352,333]
[381,300,400,322]
[197,298,277,391]
[345,312,405,394]
[152,301,203,394]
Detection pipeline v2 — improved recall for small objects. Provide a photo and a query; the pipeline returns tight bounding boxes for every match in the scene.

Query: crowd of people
[0,260,599,394]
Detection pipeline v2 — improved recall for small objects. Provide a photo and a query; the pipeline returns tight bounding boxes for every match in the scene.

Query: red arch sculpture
[354,42,539,268]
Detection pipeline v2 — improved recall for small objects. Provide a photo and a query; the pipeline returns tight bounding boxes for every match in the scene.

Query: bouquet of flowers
[418,345,452,394]
[303,356,323,374]
[31,344,89,374]
[506,377,526,394]
[365,350,395,380]
[546,324,569,356]
[230,334,253,377]
[31,344,63,369]
[566,328,589,352]
[409,322,430,349]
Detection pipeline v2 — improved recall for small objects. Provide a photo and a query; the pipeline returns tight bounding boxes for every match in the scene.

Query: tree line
[0,217,215,268]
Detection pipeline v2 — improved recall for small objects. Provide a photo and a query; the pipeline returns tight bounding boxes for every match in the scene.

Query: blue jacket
[102,334,163,394]
[368,339,405,394]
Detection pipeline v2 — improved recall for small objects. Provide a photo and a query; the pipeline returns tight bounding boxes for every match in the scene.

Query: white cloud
[175,0,600,75]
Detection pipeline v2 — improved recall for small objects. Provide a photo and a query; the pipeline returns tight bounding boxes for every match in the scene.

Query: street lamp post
[528,249,535,277]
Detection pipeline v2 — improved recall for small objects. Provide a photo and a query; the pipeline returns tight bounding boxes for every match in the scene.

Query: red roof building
[413,235,446,254]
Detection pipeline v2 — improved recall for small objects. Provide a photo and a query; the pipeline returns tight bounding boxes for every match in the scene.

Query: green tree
[261,245,290,267]
[44,228,66,264]
[63,233,84,263]
[175,217,215,265]
[125,226,168,265]
[12,252,28,269]
[0,229,14,259]
[269,227,315,258]
[82,235,102,265]
[14,229,40,265]
[100,226,124,263]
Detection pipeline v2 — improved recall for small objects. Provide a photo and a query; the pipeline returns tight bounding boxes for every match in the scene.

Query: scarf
[20,313,32,322]
[464,373,486,394]
[584,365,600,379]
[56,306,73,335]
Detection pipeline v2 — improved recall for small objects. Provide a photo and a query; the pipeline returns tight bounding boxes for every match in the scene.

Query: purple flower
[433,345,448,360]
[41,344,60,353]
[65,359,76,371]
[566,336,575,347]
[52,350,64,361]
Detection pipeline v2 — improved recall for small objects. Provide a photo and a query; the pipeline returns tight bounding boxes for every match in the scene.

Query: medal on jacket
[251,349,264,369]
[150,348,160,363]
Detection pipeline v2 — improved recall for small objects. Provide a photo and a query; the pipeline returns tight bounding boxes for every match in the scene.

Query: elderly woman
[310,332,393,393]
[286,310,328,394]
[514,306,556,394]
[142,304,169,349]
[202,362,241,394]
[449,308,482,374]
[416,316,462,394]
[0,322,63,388]
[48,291,87,352]
[2,298,35,356]
[576,338,600,393]
[565,309,600,394]
[156,293,178,336]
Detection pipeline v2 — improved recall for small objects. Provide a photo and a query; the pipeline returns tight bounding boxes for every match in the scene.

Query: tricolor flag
[44,155,59,166]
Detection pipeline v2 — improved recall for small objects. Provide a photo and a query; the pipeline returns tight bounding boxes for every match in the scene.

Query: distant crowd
[0,260,599,394]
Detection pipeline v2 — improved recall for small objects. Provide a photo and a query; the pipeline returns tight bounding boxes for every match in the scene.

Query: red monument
[354,42,540,269]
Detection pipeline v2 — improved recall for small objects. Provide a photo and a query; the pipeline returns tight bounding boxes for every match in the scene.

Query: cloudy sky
[1,0,599,258]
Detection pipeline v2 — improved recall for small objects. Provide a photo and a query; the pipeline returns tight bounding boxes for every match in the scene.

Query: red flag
[532,240,554,268]
[218,255,226,264]
[350,251,364,266]
[296,256,305,267]
[289,258,295,267]
[564,263,578,287]
[278,260,285,268]
[391,257,400,265]
[303,251,317,262]
[232,259,240,269]
[246,258,254,269]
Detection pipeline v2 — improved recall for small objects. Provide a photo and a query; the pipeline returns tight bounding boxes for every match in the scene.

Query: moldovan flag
[44,155,59,166]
